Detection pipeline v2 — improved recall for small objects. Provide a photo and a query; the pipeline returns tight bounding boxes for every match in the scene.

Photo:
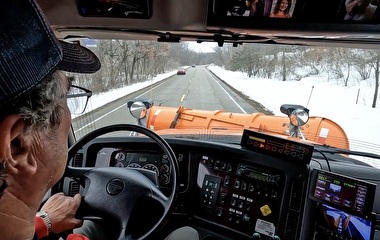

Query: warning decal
[255,219,275,237]
[260,204,272,216]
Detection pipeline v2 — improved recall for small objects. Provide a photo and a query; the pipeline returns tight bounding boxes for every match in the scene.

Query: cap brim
[58,40,101,74]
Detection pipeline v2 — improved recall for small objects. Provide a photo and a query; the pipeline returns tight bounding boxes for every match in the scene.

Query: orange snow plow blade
[146,106,349,150]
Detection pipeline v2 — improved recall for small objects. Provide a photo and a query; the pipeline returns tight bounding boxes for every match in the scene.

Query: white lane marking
[205,70,247,114]
[75,70,246,133]
[74,81,169,133]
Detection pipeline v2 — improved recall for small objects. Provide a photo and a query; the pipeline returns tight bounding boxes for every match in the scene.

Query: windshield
[69,40,380,168]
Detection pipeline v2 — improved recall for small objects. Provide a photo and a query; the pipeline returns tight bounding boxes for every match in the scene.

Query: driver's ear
[0,114,36,176]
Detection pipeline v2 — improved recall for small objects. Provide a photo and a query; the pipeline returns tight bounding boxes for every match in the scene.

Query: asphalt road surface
[72,66,259,138]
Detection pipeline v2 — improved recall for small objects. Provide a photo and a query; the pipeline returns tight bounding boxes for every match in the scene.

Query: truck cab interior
[36,0,380,239]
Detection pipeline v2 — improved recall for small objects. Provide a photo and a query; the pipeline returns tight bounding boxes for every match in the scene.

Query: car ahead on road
[38,0,380,240]
[177,68,186,75]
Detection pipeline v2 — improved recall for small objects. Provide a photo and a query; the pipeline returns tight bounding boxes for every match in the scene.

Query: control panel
[310,170,377,240]
[197,155,285,239]
[241,129,314,165]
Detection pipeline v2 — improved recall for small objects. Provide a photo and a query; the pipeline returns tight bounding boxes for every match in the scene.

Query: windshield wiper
[314,144,380,160]
[311,145,380,170]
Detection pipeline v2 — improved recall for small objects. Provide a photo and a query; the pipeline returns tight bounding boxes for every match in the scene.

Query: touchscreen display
[312,171,376,215]
[317,204,374,240]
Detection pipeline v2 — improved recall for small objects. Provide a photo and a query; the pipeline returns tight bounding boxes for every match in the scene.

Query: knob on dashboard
[237,167,246,175]
[252,232,281,240]
[252,232,261,239]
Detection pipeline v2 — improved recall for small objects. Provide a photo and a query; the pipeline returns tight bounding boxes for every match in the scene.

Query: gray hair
[0,71,68,182]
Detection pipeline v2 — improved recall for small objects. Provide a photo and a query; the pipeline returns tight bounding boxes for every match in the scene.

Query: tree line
[73,40,380,108]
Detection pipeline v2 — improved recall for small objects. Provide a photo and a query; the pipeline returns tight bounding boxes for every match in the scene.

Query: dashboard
[64,136,380,240]
[110,150,172,186]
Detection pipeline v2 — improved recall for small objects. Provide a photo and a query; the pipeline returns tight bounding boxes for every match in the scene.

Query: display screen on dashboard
[310,170,376,216]
[316,204,375,240]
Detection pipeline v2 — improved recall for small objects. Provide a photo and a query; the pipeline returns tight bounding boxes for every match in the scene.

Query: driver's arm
[35,193,88,239]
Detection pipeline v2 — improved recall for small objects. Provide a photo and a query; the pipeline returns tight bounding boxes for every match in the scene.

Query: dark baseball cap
[0,0,101,107]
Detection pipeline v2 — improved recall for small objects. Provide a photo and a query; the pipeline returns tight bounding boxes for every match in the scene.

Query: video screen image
[226,0,296,18]
[318,204,373,240]
[222,0,380,22]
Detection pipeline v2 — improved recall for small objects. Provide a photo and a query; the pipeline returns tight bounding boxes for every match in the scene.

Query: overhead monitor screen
[77,0,151,18]
[213,0,380,23]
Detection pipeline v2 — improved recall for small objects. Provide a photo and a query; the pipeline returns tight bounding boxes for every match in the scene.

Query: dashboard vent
[68,181,80,196]
[73,153,83,167]
[289,179,304,211]
[283,210,300,240]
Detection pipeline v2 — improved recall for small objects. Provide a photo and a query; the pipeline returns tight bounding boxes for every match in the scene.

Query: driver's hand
[41,192,83,233]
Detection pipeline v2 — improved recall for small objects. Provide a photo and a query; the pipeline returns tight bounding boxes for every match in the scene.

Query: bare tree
[373,53,380,108]
[364,50,380,108]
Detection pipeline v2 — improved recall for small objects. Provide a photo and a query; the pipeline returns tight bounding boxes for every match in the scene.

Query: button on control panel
[200,175,222,215]
[198,155,285,238]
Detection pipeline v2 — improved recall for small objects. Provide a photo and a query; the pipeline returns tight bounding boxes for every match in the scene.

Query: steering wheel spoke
[150,183,170,208]
[65,166,92,182]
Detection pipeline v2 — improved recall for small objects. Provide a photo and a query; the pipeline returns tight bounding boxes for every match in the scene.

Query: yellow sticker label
[260,205,272,216]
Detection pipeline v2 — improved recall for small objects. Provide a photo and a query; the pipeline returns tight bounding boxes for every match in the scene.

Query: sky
[81,65,380,168]
[188,42,216,53]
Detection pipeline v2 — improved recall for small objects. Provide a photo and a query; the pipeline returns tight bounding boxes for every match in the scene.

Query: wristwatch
[36,211,52,232]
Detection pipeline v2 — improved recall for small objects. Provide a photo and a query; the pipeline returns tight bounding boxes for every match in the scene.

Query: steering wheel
[64,124,179,240]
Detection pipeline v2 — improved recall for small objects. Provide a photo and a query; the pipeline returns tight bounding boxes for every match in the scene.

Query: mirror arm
[288,123,306,140]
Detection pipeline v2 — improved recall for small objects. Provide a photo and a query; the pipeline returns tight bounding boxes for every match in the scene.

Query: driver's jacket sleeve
[67,234,89,240]
[35,216,89,240]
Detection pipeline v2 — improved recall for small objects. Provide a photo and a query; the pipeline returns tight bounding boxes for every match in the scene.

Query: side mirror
[129,101,147,119]
[280,104,309,126]
[289,108,309,127]
[127,99,154,120]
